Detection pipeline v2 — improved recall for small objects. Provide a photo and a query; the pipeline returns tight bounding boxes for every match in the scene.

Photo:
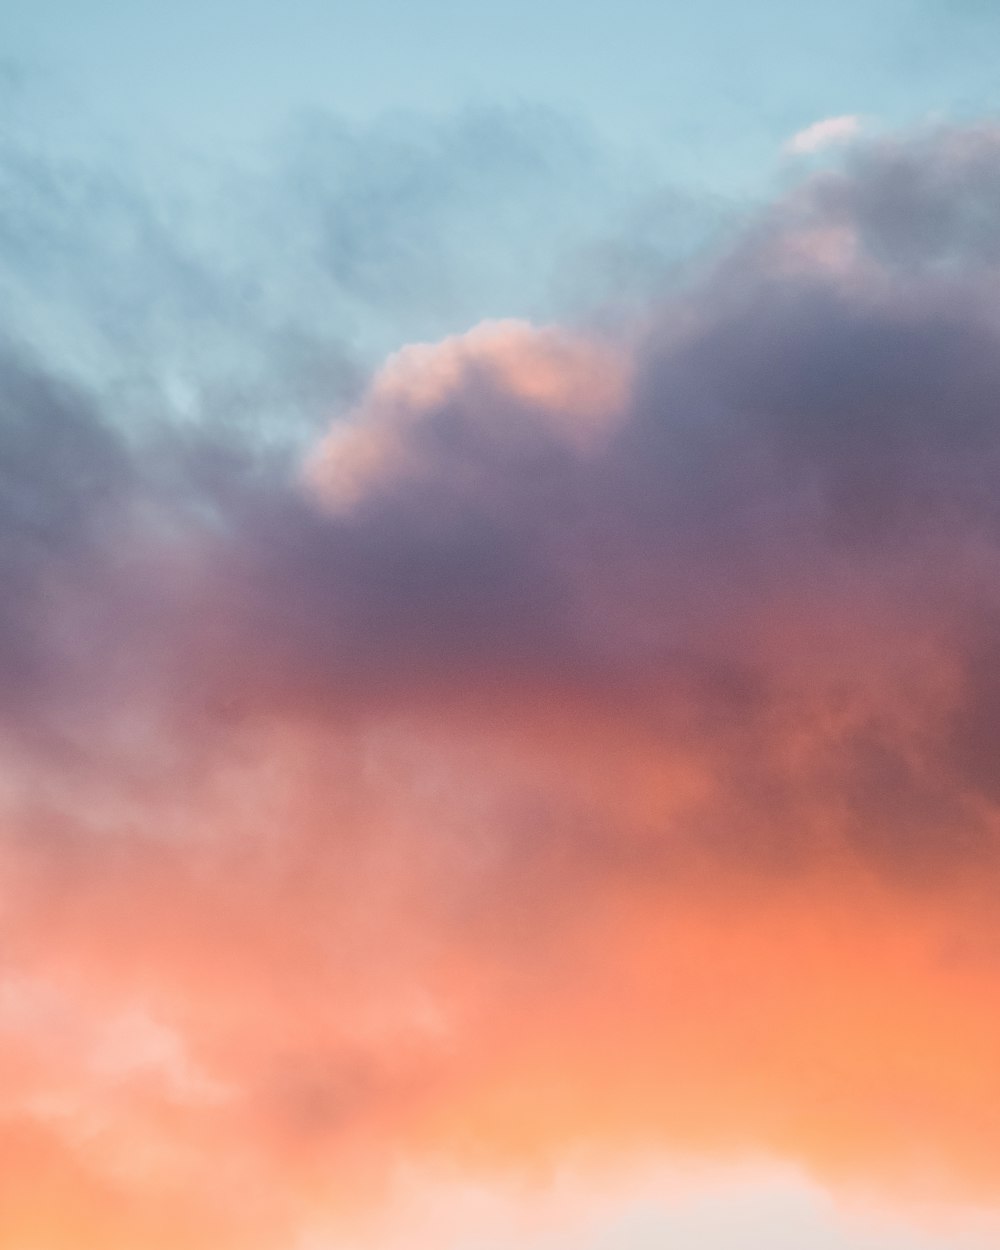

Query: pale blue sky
[5,0,1000,394]
[4,0,1000,190]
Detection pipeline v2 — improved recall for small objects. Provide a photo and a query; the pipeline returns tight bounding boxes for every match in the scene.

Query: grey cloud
[9,124,1000,885]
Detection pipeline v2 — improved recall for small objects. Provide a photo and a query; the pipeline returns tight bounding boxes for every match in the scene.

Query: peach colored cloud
[305,319,629,511]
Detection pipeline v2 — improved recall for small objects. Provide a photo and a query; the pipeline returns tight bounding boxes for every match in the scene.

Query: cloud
[305,319,629,509]
[785,114,863,155]
[8,123,1000,1247]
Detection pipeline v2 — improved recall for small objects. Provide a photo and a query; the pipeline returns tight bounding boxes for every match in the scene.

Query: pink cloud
[785,114,863,155]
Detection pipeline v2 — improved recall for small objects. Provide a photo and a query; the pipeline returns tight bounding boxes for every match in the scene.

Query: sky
[6,3,1000,1249]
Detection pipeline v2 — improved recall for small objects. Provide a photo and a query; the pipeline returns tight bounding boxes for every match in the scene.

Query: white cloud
[785,114,863,155]
[302,1161,1000,1250]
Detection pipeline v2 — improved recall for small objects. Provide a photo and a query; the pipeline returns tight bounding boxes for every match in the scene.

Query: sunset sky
[6,3,1000,1248]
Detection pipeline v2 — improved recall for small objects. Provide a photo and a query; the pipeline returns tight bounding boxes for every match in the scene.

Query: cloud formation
[6,124,1000,1247]
[786,114,863,155]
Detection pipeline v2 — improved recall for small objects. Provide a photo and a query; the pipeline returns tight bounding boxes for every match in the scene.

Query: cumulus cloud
[305,319,629,510]
[8,124,1000,1247]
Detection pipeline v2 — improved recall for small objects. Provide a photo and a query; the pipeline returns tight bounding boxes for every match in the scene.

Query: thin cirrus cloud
[7,124,1000,1248]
